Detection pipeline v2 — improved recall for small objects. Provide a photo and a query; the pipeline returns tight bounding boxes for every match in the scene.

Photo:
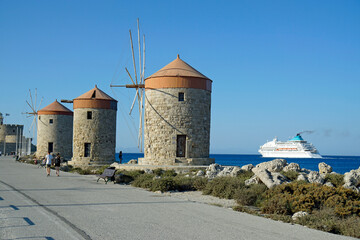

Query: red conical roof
[146,55,209,80]
[144,55,212,92]
[74,85,116,101]
[38,100,73,116]
[73,85,117,110]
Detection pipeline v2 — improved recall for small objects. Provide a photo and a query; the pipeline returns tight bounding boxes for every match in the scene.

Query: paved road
[0,156,355,240]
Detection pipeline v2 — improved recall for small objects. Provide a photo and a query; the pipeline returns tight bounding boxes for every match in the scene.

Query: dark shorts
[47,164,51,168]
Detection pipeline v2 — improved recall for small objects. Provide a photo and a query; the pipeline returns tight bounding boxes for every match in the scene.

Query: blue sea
[115,153,360,174]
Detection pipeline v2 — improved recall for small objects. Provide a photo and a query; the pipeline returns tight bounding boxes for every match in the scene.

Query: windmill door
[48,142,53,153]
[176,135,186,157]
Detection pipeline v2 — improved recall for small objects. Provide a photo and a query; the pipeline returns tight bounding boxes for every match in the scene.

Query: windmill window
[87,111,92,119]
[49,119,53,124]
[178,92,184,102]
[39,116,41,120]
[84,143,91,157]
[91,91,96,99]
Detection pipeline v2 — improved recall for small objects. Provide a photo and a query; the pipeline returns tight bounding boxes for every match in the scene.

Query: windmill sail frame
[110,18,146,152]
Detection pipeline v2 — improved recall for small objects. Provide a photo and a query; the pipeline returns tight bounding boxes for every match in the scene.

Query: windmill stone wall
[142,88,212,165]
[72,108,116,166]
[36,114,73,159]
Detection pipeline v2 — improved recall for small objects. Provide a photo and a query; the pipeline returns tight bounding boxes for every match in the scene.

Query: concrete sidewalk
[0,156,355,240]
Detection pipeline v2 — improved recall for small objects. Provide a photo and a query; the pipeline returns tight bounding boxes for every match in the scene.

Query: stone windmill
[139,55,214,166]
[36,100,73,159]
[111,20,214,166]
[63,86,118,167]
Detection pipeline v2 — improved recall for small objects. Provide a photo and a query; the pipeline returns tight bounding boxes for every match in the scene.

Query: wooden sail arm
[110,84,145,89]
[61,99,73,103]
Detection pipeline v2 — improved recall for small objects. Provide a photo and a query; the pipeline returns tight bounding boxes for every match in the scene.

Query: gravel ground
[160,190,238,209]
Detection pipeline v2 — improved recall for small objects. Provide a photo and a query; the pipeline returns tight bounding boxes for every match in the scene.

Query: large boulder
[252,168,289,188]
[196,170,205,177]
[296,174,308,182]
[283,163,301,172]
[295,171,325,184]
[253,159,287,172]
[206,163,222,172]
[307,171,325,184]
[229,166,243,177]
[212,166,243,178]
[245,175,260,186]
[205,163,223,179]
[324,182,334,188]
[110,162,121,169]
[144,169,154,174]
[318,162,332,174]
[241,164,254,171]
[127,159,138,164]
[292,211,309,221]
[343,168,360,192]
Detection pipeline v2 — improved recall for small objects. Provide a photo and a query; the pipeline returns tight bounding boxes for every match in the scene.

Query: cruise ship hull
[259,151,322,158]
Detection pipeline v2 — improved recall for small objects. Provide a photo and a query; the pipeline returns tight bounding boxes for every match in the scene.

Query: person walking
[45,152,53,176]
[54,153,61,176]
[119,151,123,164]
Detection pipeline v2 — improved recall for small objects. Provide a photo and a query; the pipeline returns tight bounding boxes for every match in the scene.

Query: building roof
[74,85,116,101]
[38,100,73,115]
[146,55,210,80]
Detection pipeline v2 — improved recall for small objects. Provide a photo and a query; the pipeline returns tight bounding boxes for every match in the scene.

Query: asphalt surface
[0,156,356,240]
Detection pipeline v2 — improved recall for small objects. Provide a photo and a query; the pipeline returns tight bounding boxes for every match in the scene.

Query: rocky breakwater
[205,159,360,191]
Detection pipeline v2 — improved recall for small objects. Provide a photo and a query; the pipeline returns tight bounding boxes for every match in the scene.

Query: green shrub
[325,174,344,187]
[127,170,145,178]
[60,165,72,172]
[236,170,254,181]
[115,173,135,184]
[150,177,176,192]
[261,182,360,217]
[114,170,145,184]
[94,165,111,175]
[294,207,360,237]
[264,214,292,223]
[280,170,299,181]
[234,184,267,206]
[192,177,208,191]
[131,174,155,189]
[153,168,163,176]
[173,175,196,191]
[261,193,293,215]
[295,208,341,234]
[339,215,360,238]
[69,167,92,175]
[203,177,245,199]
[162,169,177,177]
[233,205,261,215]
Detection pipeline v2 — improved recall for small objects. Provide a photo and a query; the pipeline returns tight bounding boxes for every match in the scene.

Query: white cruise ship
[258,133,322,158]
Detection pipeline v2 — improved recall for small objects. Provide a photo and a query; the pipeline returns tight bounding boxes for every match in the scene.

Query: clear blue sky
[1,0,359,156]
